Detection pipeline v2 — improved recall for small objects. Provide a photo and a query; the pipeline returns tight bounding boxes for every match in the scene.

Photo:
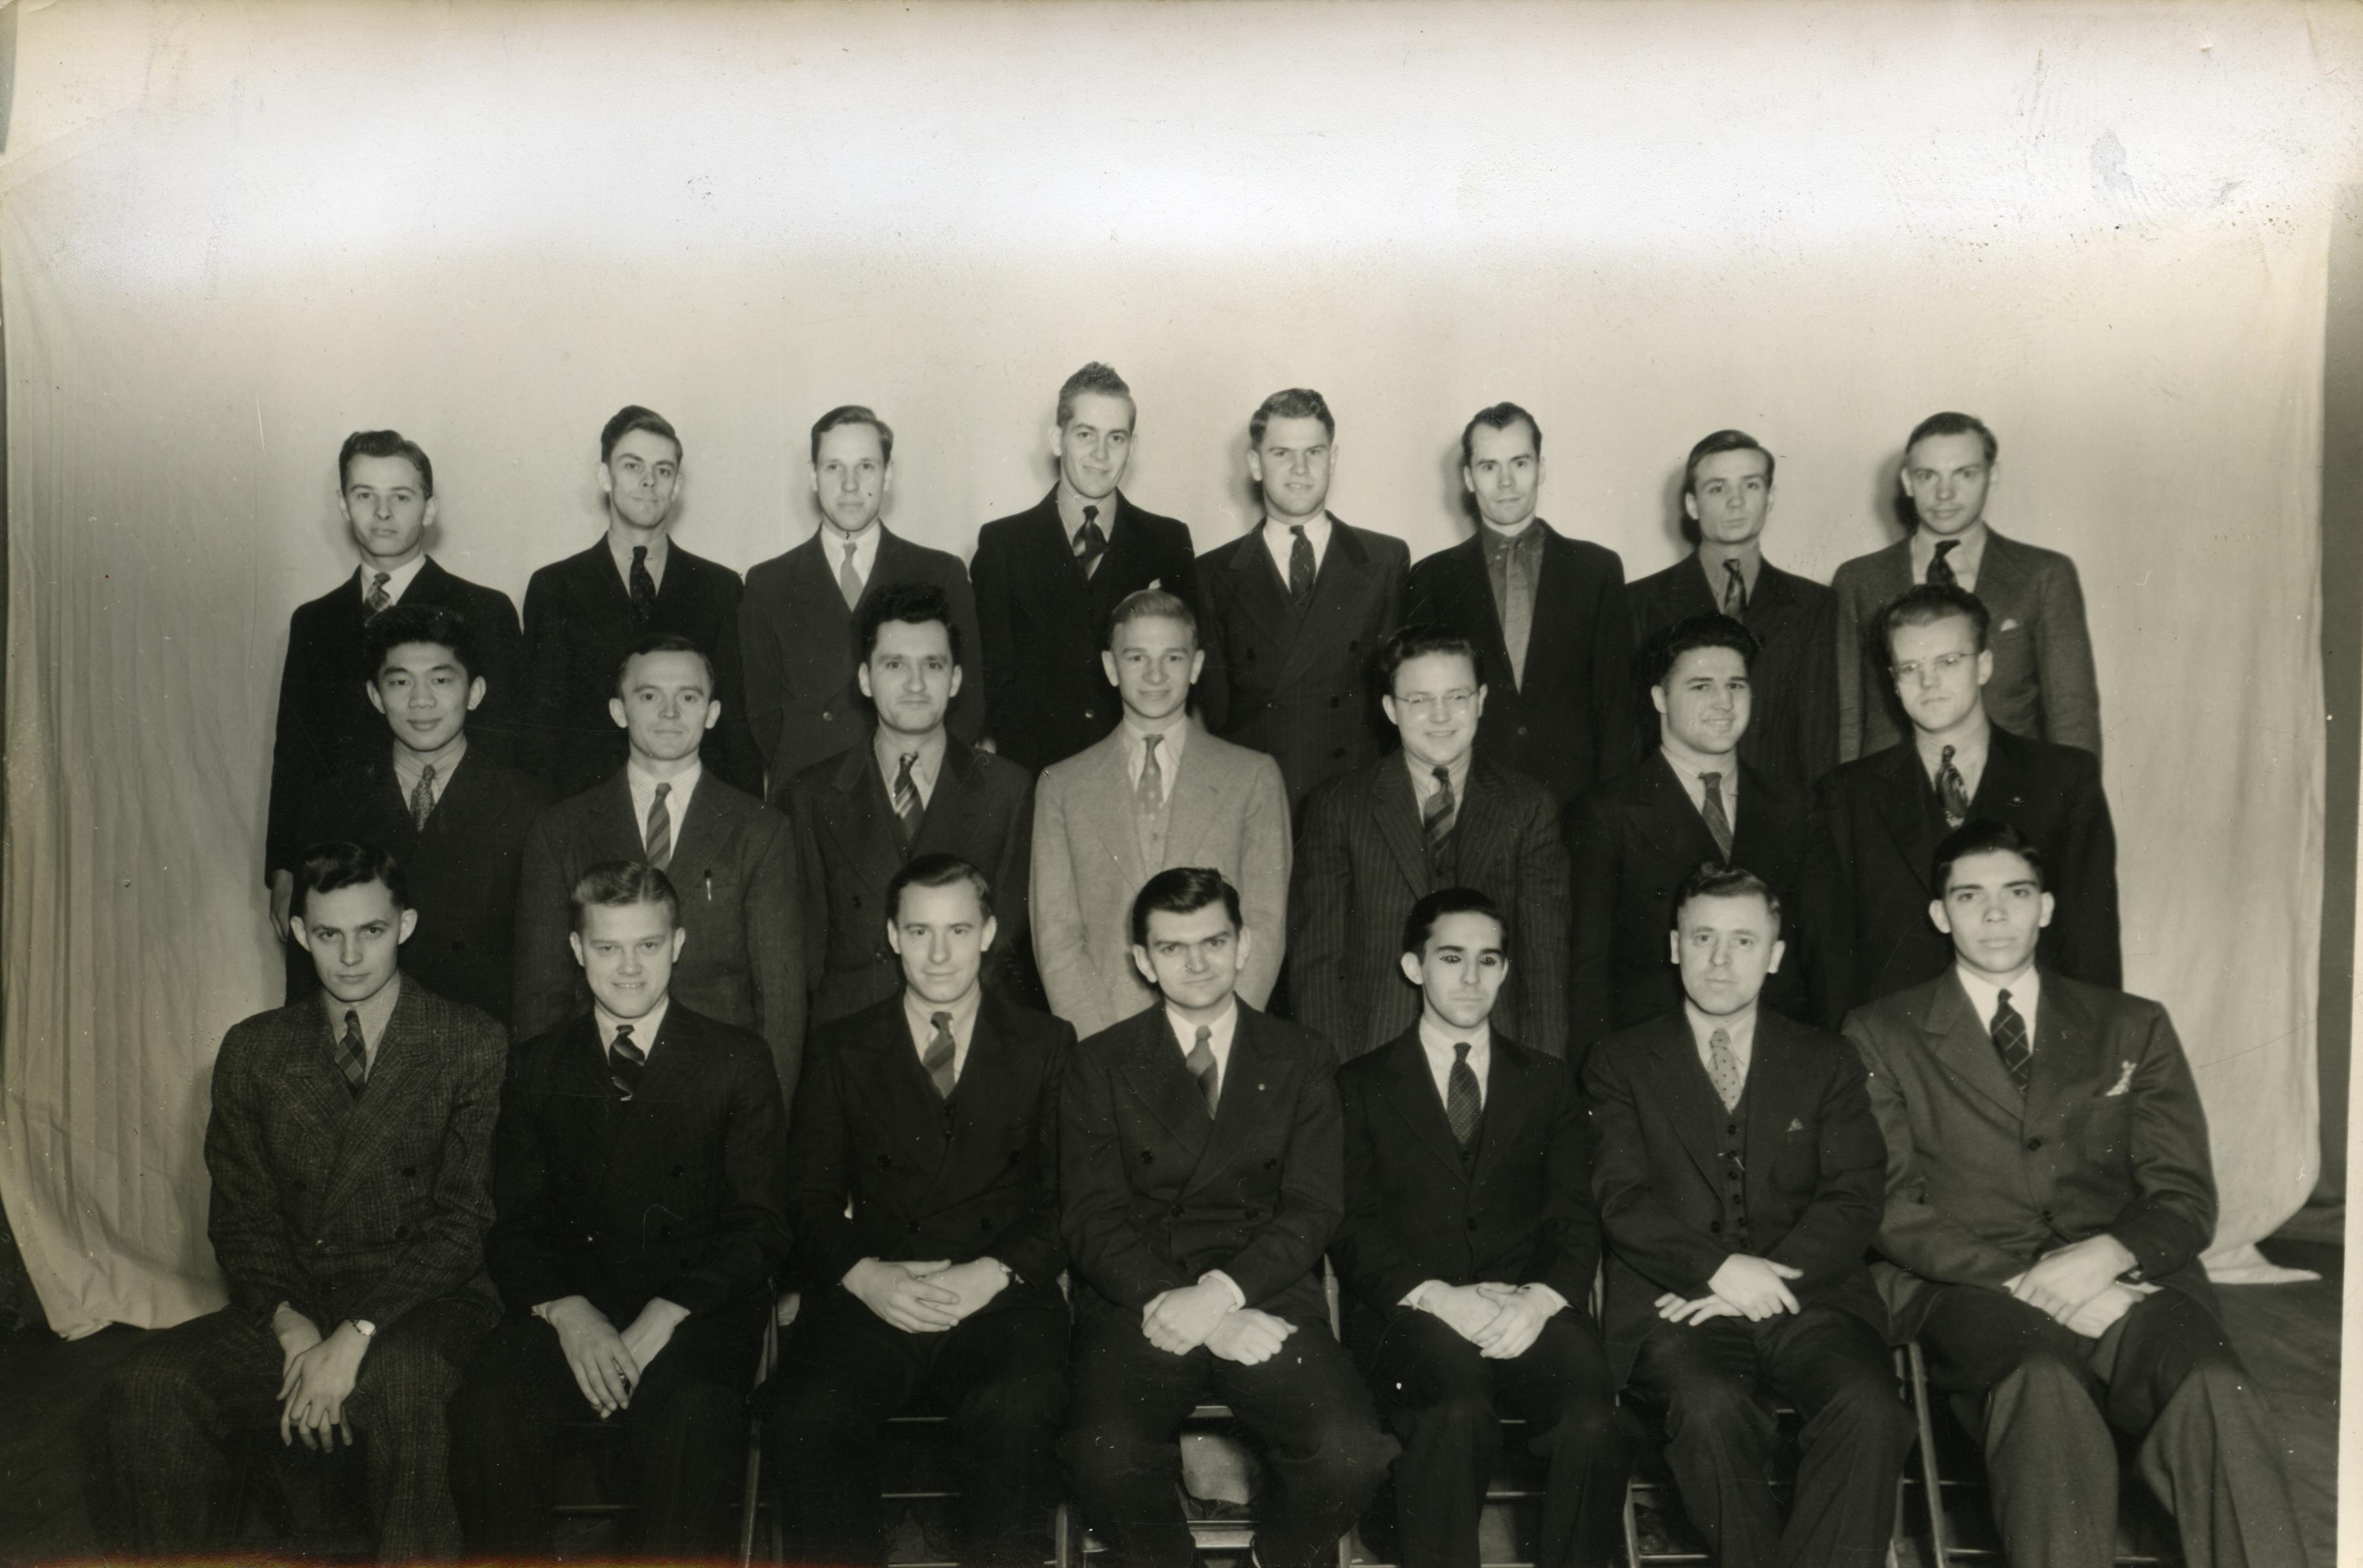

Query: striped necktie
[365,571,391,618]
[644,781,673,870]
[892,753,924,849]
[922,1011,957,1101]
[609,1024,646,1101]
[1721,558,1747,615]
[1699,771,1735,863]
[1184,1025,1220,1118]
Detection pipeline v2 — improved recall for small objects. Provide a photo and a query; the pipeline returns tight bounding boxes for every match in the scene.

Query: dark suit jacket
[788,991,1074,1311]
[264,560,523,880]
[1566,753,1808,1062]
[1625,556,1839,798]
[1060,1003,1342,1330]
[1292,755,1570,1061]
[785,734,1036,1025]
[487,1003,791,1323]
[513,770,806,1099]
[519,539,763,800]
[739,527,986,792]
[1843,969,2218,1340]
[297,754,547,1024]
[1831,527,2101,763]
[1406,521,1636,808]
[204,981,505,1331]
[970,488,1202,772]
[1331,1027,1597,1336]
[1805,724,2119,1027]
[1196,516,1410,810]
[1585,1007,1889,1381]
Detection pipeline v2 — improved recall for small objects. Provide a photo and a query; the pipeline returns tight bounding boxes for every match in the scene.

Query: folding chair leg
[738,1412,764,1568]
[1621,1476,1643,1568]
[1054,1501,1073,1568]
[1907,1342,1949,1568]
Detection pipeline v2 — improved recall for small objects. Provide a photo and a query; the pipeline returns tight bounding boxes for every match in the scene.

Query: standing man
[104,842,505,1561]
[1031,590,1291,1039]
[740,405,985,792]
[265,430,522,996]
[520,404,761,800]
[1196,388,1409,811]
[1332,889,1634,1568]
[1845,822,2299,1568]
[785,583,1036,1026]
[1626,430,1838,798]
[1407,403,1636,809]
[1833,412,2101,762]
[513,633,804,1099]
[452,862,791,1561]
[1587,865,1909,1568]
[766,853,1074,1568]
[1292,626,1570,1061]
[1060,868,1398,1568]
[972,363,1202,772]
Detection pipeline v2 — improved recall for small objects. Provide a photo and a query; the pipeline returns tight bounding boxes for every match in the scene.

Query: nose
[617,946,643,976]
[658,692,680,719]
[1183,944,1208,974]
[927,929,952,964]
[410,683,435,709]
[339,931,363,966]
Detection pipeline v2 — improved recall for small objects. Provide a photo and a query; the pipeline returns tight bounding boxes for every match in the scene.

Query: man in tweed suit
[103,842,505,1561]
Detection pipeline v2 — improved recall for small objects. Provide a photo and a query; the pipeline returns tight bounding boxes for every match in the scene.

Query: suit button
[1139,1151,1153,1164]
[1517,725,1529,737]
[1085,707,1098,720]
[1708,1221,1722,1234]
[1466,1219,1479,1232]
[1170,1205,1185,1218]
[1727,1124,1739,1136]
[2025,1138,2043,1152]
[878,1154,893,1169]
[2040,1209,2055,1223]
[1332,748,1346,759]
[1243,1208,1261,1221]
[401,1166,417,1179]
[1009,1150,1024,1165]
[909,1221,922,1234]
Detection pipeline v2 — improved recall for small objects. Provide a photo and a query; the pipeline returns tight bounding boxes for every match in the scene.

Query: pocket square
[1147,578,1162,590]
[2104,1059,2137,1096]
[1786,1118,1805,1134]
[1998,616,2022,632]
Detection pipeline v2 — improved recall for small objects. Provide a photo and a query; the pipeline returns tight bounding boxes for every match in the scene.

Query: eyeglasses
[1892,652,1971,683]
[1397,690,1478,718]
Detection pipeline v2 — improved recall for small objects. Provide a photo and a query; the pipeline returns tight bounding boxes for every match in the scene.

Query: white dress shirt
[1954,963,2042,1050]
[1260,511,1332,584]
[1661,747,1741,833]
[357,555,430,606]
[391,736,467,814]
[1123,715,1191,789]
[627,758,702,849]
[823,522,884,596]
[1684,1001,1759,1087]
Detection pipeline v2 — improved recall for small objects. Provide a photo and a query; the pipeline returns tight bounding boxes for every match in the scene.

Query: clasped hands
[1417,1282,1563,1359]
[2003,1234,2147,1338]
[540,1294,691,1417]
[1655,1254,1805,1325]
[1141,1277,1297,1366]
[845,1256,1011,1335]
[272,1306,370,1450]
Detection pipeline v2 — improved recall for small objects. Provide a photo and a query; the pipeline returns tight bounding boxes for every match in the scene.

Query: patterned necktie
[1136,733,1164,818]
[1707,1026,1744,1111]
[365,571,392,618]
[1185,1024,1220,1118]
[629,546,657,621]
[609,1023,646,1101]
[644,781,674,870]
[1422,765,1457,852]
[892,753,924,848]
[922,1010,958,1101]
[1937,744,1972,827]
[338,1009,369,1097]
[1074,507,1106,578]
[838,539,864,609]
[409,764,438,832]
[1927,539,1960,587]
[1721,558,1747,616]
[1699,771,1735,862]
[1498,533,1534,686]
[1445,1042,1482,1149]
[1288,524,1316,609]
[1989,990,2032,1094]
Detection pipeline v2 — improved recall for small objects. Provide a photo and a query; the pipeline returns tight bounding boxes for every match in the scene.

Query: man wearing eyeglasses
[1291,624,1570,1061]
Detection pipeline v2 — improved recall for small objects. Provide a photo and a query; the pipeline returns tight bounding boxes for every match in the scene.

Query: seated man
[1587,865,1908,1567]
[1845,822,2300,1568]
[766,853,1075,1567]
[1060,867,1397,1568]
[1331,888,1634,1568]
[103,842,505,1561]
[451,861,791,1559]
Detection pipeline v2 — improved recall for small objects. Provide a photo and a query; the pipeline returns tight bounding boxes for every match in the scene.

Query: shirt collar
[1263,510,1331,548]
[1659,745,1739,796]
[358,555,430,605]
[391,734,467,795]
[1913,715,1991,785]
[1683,999,1758,1064]
[597,996,670,1056]
[1057,486,1119,541]
[628,756,702,800]
[1406,748,1471,803]
[1164,999,1238,1061]
[322,974,403,1062]
[1417,1014,1490,1060]
[905,984,984,1056]
[1911,522,1988,580]
[1479,516,1543,550]
[1122,713,1189,764]
[875,726,948,788]
[1953,961,2040,1029]
[608,530,670,588]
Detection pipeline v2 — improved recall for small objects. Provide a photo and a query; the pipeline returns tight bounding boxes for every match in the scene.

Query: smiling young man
[1844,823,2298,1568]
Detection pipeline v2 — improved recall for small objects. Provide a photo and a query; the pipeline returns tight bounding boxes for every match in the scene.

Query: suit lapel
[1183,1012,1280,1200]
[321,984,435,1215]
[1741,1018,1801,1202]
[826,742,906,888]
[1470,1040,1534,1187]
[277,1005,355,1160]
[1520,525,1578,692]
[1973,529,2029,618]
[1443,539,1517,683]
[855,1003,952,1178]
[1271,517,1371,691]
[1120,1015,1212,1167]
[2024,973,2102,1114]
[1970,726,2035,817]
[1380,1032,1470,1184]
[1221,529,1303,661]
[1088,494,1153,618]
[607,1006,698,1186]
[1454,762,1516,884]
[912,738,987,858]
[1372,758,1432,895]
[931,996,1030,1198]
[596,772,648,861]
[668,775,735,889]
[1079,732,1149,887]
[1162,725,1224,866]
[1648,1015,1727,1189]
[576,540,636,618]
[1870,743,1940,897]
[1633,753,1721,868]
[1922,971,2028,1122]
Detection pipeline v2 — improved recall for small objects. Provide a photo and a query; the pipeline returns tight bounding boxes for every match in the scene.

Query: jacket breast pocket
[2080,1097,2133,1163]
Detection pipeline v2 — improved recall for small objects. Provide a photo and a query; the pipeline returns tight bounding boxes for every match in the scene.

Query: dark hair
[1904,411,1998,466]
[1682,429,1775,496]
[810,404,894,468]
[1401,886,1507,957]
[1670,862,1782,930]
[857,582,964,667]
[886,852,996,923]
[1458,402,1542,469]
[1642,613,1761,691]
[600,404,681,465]
[569,860,680,933]
[293,840,410,919]
[337,429,435,499]
[1130,866,1242,949]
[363,603,479,683]
[613,631,716,698]
[1106,587,1197,650]
[1879,582,1991,662]
[1249,387,1335,446]
[1375,623,1481,696]
[1933,819,2048,895]
[1057,363,1135,429]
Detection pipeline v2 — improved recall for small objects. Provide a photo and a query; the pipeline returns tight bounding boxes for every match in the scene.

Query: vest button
[1170,1205,1185,1218]
[1708,1221,1722,1234]
[2025,1137,2044,1151]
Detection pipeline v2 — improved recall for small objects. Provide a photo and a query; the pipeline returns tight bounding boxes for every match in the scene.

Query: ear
[420,494,441,533]
[1682,491,1700,522]
[857,663,875,700]
[609,696,630,731]
[1130,944,1157,988]
[1398,951,1424,986]
[1472,683,1488,721]
[1048,421,1065,460]
[1245,446,1265,486]
[2036,891,2055,930]
[1928,897,1953,935]
[979,913,1000,954]
[880,463,893,495]
[702,700,721,731]
[1667,929,1682,966]
[1101,650,1120,687]
[598,461,615,499]
[1380,693,1399,728]
[885,916,905,957]
[292,918,315,954]
[1186,647,1206,686]
[465,675,487,713]
[1975,649,1995,688]
[568,931,585,970]
[1460,465,1476,497]
[947,664,964,700]
[397,908,419,945]
[1650,685,1670,717]
[669,927,688,961]
[1235,925,1254,965]
[367,681,388,716]
[1766,936,1786,974]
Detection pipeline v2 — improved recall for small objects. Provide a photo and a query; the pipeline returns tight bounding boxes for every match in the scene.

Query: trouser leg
[1493,1311,1634,1568]
[763,1292,931,1568]
[930,1298,1072,1568]
[1629,1313,1782,1568]
[626,1298,764,1559]
[447,1316,582,1558]
[340,1296,492,1561]
[1756,1308,1913,1568]
[1360,1309,1502,1568]
[1212,1322,1398,1568]
[99,1307,285,1554]
[1062,1311,1211,1568]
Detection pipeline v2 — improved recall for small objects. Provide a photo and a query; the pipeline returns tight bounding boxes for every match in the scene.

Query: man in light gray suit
[1031,589,1292,1038]
[1833,412,2101,763]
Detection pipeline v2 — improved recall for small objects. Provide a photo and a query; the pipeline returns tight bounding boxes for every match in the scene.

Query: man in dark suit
[1197,387,1409,810]
[1807,584,2119,1027]
[765,853,1074,1567]
[1833,411,2101,762]
[1568,615,1809,1063]
[1061,868,1397,1568]
[296,604,547,1024]
[1845,823,2298,1568]
[520,404,761,799]
[785,582,1036,1025]
[265,429,522,997]
[1626,430,1838,798]
[451,861,791,1559]
[1587,864,1909,1568]
[1332,888,1634,1568]
[971,362,1203,772]
[103,842,504,1561]
[741,405,986,791]
[513,632,805,1098]
[1293,624,1568,1060]
[1407,403,1636,808]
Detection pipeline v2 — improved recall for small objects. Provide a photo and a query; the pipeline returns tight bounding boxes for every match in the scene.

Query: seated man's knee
[1062,1422,1173,1500]
[1545,1385,1638,1465]
[1295,1413,1399,1501]
[640,1374,742,1441]
[963,1368,1068,1442]
[1658,1364,1762,1436]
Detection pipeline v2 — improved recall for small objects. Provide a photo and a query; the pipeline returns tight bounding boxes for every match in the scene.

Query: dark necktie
[892,753,923,848]
[337,1009,368,1097]
[1707,1026,1744,1111]
[1989,990,2032,1094]
[644,781,674,870]
[629,545,657,621]
[1422,765,1457,853]
[1721,558,1747,615]
[365,571,392,618]
[1445,1042,1481,1149]
[1937,744,1971,827]
[1184,1025,1220,1118]
[1926,539,1960,587]
[1074,507,1106,578]
[1288,524,1316,609]
[1699,771,1735,862]
[922,1010,958,1101]
[408,764,438,833]
[609,1023,646,1101]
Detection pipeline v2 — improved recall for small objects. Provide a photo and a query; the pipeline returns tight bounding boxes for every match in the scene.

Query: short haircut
[569,859,680,933]
[1375,623,1481,696]
[1249,387,1335,446]
[362,603,479,683]
[337,429,436,498]
[1130,866,1242,950]
[856,582,964,667]
[810,404,895,467]
[613,630,716,697]
[293,840,410,920]
[886,851,996,922]
[1670,862,1782,931]
[1879,582,1991,662]
[1682,428,1775,496]
[1458,402,1542,469]
[1933,819,2048,895]
[600,404,681,465]
[1642,613,1761,691]
[1904,410,1998,466]
[1057,362,1134,429]
[1401,886,1507,957]
[1106,587,1197,650]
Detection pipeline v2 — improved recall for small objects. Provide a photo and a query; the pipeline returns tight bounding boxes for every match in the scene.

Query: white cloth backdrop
[1,0,2353,1335]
